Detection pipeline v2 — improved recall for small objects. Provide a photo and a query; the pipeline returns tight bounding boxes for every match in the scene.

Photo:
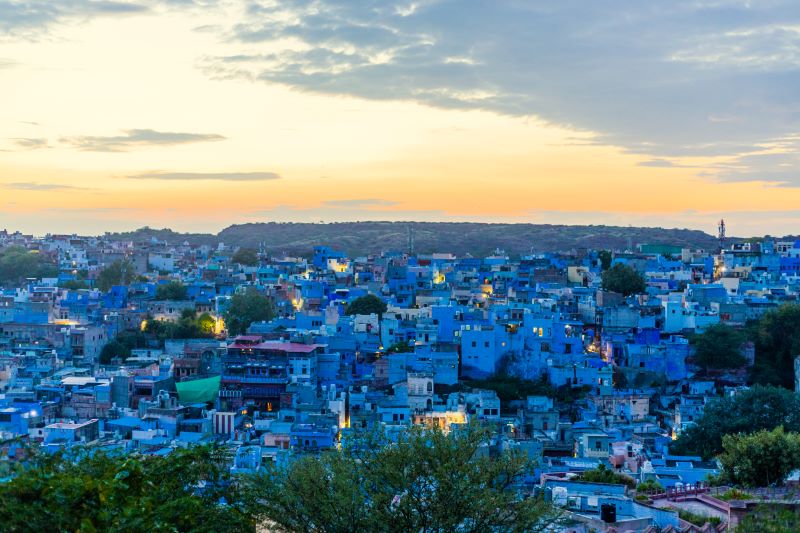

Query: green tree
[60,279,89,290]
[100,331,149,364]
[671,386,800,459]
[719,427,800,487]
[690,323,747,373]
[0,246,57,286]
[385,340,414,354]
[600,263,646,296]
[346,293,388,340]
[96,259,136,292]
[245,424,558,532]
[345,293,388,317]
[231,248,259,266]
[750,304,800,389]
[0,445,254,532]
[156,280,188,300]
[598,250,612,271]
[99,339,132,364]
[578,463,636,488]
[144,310,216,341]
[198,312,216,336]
[224,288,276,336]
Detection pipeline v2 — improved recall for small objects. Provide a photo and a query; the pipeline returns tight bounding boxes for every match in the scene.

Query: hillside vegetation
[108,221,729,257]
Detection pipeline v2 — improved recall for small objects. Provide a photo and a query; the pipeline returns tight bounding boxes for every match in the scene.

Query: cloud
[0,58,16,68]
[126,171,281,181]
[704,135,800,187]
[198,0,800,180]
[638,159,679,168]
[61,128,225,152]
[3,182,85,191]
[11,137,48,149]
[0,1,148,37]
[323,198,399,207]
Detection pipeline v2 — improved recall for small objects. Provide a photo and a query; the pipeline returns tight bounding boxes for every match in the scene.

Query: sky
[2,0,800,237]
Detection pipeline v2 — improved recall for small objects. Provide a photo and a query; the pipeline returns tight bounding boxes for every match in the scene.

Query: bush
[717,488,755,501]
[578,464,636,488]
[672,508,721,527]
[636,479,664,493]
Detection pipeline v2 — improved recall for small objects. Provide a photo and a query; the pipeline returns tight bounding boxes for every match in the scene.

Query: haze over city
[3,1,800,235]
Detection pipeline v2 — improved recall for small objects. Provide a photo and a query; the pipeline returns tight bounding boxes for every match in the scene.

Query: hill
[108,222,728,257]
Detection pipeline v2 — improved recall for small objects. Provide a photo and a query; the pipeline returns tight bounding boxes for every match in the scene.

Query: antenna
[407,224,415,256]
[717,219,726,251]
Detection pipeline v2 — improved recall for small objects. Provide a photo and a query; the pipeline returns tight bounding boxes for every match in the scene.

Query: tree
[346,294,388,342]
[197,312,216,336]
[96,259,136,292]
[578,463,636,488]
[100,331,149,364]
[600,263,646,296]
[719,427,800,487]
[144,310,216,341]
[345,294,388,317]
[60,279,89,290]
[231,248,259,267]
[671,386,800,459]
[224,288,276,336]
[385,340,414,354]
[690,323,747,373]
[598,250,612,271]
[99,339,132,364]
[156,280,188,300]
[0,246,57,286]
[0,445,254,532]
[749,304,800,389]
[244,424,558,532]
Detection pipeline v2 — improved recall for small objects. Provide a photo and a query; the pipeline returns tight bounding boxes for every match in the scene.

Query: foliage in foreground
[245,424,558,533]
[0,445,253,533]
[0,425,557,532]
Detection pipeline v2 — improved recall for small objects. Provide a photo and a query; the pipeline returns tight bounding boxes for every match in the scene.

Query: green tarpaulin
[176,375,221,404]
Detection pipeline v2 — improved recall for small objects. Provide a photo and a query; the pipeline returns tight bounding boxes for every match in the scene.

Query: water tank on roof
[600,503,616,523]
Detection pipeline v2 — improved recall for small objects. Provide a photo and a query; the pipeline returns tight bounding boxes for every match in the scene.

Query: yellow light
[140,319,148,331]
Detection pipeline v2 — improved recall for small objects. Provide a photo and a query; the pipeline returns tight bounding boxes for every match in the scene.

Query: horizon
[2,219,795,242]
[4,2,800,235]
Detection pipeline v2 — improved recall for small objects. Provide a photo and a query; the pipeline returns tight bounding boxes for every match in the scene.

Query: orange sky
[2,3,800,237]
